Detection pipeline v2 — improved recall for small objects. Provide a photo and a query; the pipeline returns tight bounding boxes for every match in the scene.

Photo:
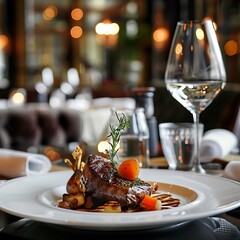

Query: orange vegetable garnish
[141,195,162,210]
[117,158,140,180]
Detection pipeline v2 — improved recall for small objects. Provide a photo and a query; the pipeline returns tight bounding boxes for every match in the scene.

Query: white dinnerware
[0,169,239,231]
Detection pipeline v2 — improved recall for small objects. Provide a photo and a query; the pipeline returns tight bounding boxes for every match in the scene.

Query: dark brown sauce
[69,192,180,213]
[154,193,181,208]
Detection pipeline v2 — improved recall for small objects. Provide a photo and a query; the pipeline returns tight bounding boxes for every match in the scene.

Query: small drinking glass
[135,108,150,168]
[159,122,204,171]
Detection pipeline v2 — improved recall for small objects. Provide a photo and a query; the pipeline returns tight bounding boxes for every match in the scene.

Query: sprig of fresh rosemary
[108,111,130,167]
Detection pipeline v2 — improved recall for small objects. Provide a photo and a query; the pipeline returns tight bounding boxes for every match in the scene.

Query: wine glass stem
[192,111,205,174]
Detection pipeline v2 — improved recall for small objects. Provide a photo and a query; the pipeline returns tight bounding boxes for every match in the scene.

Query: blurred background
[0,0,239,95]
[0,0,239,158]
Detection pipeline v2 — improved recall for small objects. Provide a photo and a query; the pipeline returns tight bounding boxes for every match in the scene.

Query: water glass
[110,108,150,168]
[135,108,150,168]
[159,123,204,171]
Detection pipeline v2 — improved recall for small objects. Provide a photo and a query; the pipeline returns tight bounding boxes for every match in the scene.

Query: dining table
[0,153,240,240]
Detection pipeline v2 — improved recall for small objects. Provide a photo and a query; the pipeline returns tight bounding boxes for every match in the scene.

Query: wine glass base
[191,164,206,174]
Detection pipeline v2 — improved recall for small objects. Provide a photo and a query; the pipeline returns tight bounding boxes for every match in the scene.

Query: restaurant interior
[0,0,240,239]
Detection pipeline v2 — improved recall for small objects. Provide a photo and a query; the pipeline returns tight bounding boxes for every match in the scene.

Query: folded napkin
[0,148,52,178]
[80,107,112,144]
[223,161,240,182]
[200,129,238,163]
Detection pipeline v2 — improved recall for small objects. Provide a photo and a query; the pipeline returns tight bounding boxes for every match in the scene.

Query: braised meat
[82,154,153,208]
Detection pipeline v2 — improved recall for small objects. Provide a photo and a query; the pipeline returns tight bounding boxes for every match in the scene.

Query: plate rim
[0,169,240,231]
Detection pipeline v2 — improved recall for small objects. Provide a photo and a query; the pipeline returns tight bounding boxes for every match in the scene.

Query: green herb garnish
[108,111,130,167]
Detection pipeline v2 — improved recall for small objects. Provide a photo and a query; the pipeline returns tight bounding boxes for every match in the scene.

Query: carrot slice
[141,195,162,210]
[117,158,140,180]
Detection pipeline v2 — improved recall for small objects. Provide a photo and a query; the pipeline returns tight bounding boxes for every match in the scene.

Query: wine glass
[164,20,226,173]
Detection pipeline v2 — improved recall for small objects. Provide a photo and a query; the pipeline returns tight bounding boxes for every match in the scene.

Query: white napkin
[223,161,240,182]
[80,107,112,144]
[0,148,52,178]
[200,129,238,163]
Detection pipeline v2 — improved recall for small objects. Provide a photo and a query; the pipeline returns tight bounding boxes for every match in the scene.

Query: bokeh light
[71,8,83,20]
[95,21,119,35]
[0,35,9,49]
[175,43,183,55]
[224,40,238,56]
[43,5,58,21]
[70,26,83,38]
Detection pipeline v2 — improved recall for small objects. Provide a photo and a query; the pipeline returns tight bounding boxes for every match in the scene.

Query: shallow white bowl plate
[0,169,240,231]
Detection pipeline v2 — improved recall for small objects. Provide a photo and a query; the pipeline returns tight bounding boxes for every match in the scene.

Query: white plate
[0,169,240,231]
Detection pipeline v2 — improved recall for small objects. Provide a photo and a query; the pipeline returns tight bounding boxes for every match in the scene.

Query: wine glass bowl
[165,20,226,173]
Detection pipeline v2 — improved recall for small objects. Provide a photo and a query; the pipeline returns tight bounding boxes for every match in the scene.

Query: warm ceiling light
[71,8,83,20]
[153,28,170,43]
[70,26,83,38]
[224,40,238,56]
[43,5,58,21]
[0,35,9,49]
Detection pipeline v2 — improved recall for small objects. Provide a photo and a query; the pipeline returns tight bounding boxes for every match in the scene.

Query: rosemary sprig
[108,111,130,167]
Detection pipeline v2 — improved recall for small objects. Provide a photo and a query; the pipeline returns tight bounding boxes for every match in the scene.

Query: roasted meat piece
[82,154,153,209]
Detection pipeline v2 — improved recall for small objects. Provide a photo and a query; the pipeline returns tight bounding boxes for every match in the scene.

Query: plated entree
[58,112,180,213]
